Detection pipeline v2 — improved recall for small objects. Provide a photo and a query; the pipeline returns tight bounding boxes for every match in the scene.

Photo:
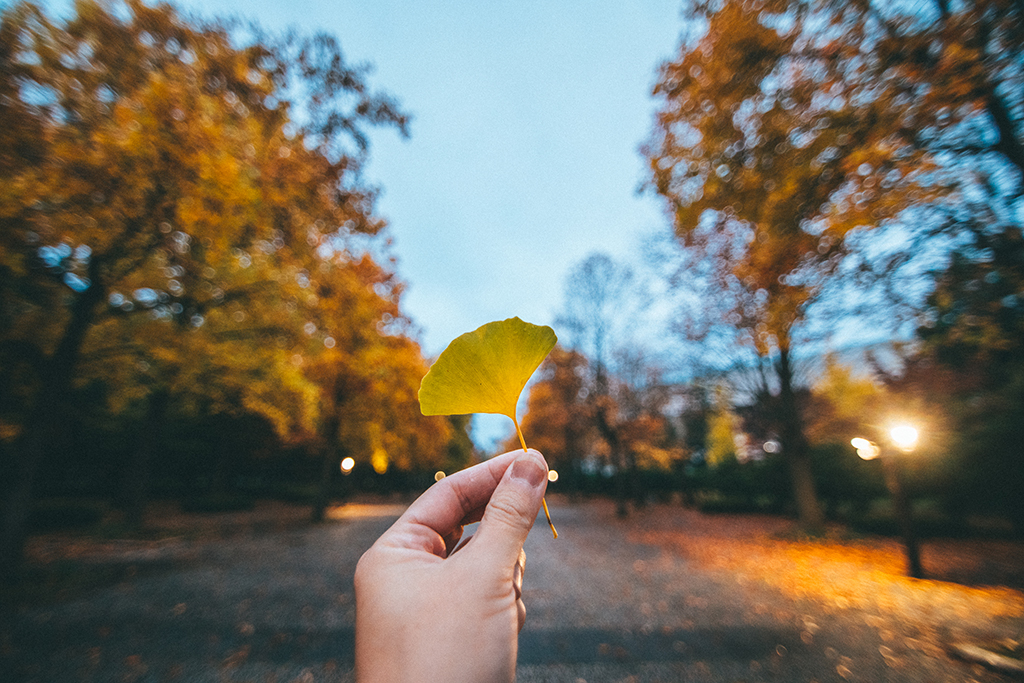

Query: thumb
[468,449,549,570]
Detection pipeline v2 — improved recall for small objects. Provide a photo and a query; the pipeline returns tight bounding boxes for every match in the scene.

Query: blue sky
[172,0,683,354]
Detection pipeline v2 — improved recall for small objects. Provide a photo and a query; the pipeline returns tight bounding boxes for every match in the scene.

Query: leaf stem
[514,417,557,539]
[514,417,529,453]
[541,498,556,538]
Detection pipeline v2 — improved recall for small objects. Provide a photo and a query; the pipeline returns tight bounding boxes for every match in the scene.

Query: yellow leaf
[418,316,558,538]
[418,317,557,422]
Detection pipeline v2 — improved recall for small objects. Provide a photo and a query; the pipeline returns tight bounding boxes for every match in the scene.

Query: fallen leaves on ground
[637,511,1024,628]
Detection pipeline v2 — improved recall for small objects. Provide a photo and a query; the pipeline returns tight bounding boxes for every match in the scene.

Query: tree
[517,346,592,491]
[79,305,314,526]
[878,0,1024,534]
[918,229,1024,374]
[303,254,453,521]
[643,0,948,530]
[555,253,672,514]
[811,0,1024,529]
[0,0,408,580]
[557,253,643,389]
[803,355,885,445]
[606,346,681,497]
[705,384,741,468]
[441,415,478,475]
[909,227,1024,531]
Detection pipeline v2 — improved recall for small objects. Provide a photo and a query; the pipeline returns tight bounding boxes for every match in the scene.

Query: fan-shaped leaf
[418,317,557,421]
[418,317,559,538]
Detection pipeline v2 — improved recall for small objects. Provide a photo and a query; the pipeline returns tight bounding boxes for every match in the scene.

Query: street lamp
[890,425,919,453]
[851,424,924,579]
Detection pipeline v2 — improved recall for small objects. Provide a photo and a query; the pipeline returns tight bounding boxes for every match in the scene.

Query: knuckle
[486,495,532,529]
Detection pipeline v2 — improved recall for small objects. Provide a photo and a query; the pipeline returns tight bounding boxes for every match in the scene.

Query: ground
[2,496,1023,682]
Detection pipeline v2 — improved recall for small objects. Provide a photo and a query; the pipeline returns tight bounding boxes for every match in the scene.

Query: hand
[354,448,549,683]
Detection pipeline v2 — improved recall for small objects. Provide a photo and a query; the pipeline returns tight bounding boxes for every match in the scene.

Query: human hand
[354,448,549,683]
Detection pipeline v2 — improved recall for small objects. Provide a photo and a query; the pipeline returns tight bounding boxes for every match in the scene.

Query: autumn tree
[643,0,946,530]
[552,253,677,513]
[517,346,592,490]
[302,254,452,521]
[0,0,408,579]
[608,347,681,475]
[84,293,327,525]
[705,384,741,469]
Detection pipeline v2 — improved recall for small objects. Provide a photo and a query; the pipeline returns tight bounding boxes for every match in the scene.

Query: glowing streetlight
[434,471,446,482]
[547,469,559,483]
[890,425,919,453]
[852,424,924,579]
[340,457,355,474]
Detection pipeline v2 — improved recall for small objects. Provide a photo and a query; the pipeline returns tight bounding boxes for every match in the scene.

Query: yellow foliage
[706,384,740,468]
[817,356,883,424]
[633,443,683,472]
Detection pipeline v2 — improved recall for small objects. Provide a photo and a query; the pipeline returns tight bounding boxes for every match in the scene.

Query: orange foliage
[516,346,591,468]
[645,1,935,356]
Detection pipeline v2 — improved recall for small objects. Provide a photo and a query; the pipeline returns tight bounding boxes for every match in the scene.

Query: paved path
[2,499,1021,682]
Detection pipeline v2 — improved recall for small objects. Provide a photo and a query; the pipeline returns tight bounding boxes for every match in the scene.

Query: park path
[2,498,1022,682]
[518,501,1023,682]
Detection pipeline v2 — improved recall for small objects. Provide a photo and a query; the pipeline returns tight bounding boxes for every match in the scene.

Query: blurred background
[2,0,1024,587]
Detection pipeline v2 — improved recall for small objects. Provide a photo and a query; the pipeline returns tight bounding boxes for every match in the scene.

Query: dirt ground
[632,506,1024,680]
[3,496,1024,682]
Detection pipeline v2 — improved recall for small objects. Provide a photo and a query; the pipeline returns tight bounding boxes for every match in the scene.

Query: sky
[187,0,682,353]
[42,0,688,449]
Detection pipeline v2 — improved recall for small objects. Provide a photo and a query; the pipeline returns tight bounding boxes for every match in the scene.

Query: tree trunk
[123,387,170,530]
[563,422,585,501]
[776,347,824,533]
[593,398,629,518]
[0,273,105,583]
[312,405,342,523]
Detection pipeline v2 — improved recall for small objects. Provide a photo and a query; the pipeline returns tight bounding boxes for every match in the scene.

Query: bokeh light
[851,437,880,460]
[890,425,919,452]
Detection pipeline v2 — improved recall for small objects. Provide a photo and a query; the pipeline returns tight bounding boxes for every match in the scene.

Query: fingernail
[511,456,546,488]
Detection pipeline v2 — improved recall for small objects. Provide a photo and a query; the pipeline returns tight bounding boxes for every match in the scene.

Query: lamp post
[852,425,924,579]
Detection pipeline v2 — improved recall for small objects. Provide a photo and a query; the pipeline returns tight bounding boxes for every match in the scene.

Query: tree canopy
[644,0,1024,531]
[0,0,452,580]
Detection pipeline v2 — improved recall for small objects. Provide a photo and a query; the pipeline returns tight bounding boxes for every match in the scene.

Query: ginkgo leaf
[418,316,559,538]
[418,317,557,422]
